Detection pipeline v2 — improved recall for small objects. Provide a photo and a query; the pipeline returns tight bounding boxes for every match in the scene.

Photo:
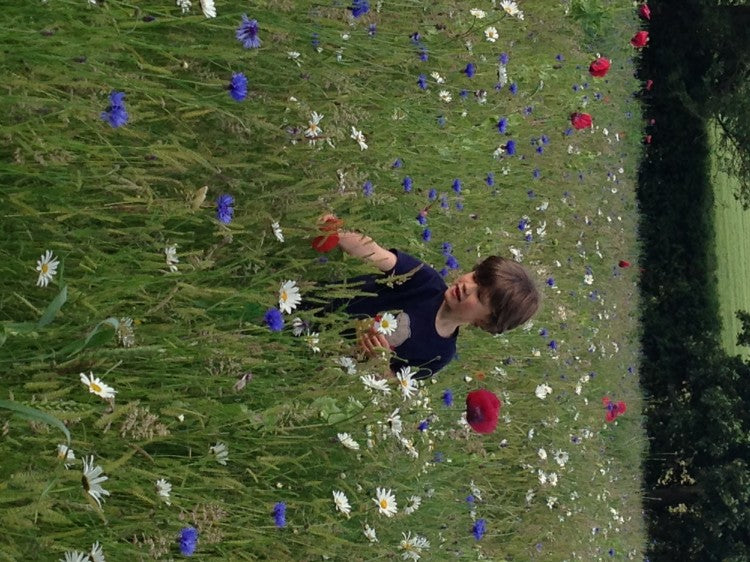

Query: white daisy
[469,8,486,18]
[176,0,191,14]
[60,551,90,562]
[350,127,368,150]
[278,280,302,314]
[332,490,351,517]
[57,444,75,468]
[386,409,403,436]
[80,372,117,401]
[89,541,105,562]
[396,367,418,400]
[484,26,499,42]
[287,51,302,66]
[584,273,594,285]
[36,250,60,288]
[337,432,360,450]
[500,0,520,16]
[548,472,559,486]
[438,90,452,103]
[538,447,548,461]
[373,487,397,517]
[291,317,308,337]
[363,524,378,542]
[373,312,397,336]
[209,441,229,465]
[554,450,569,467]
[304,331,320,353]
[360,374,391,395]
[304,111,324,139]
[469,480,483,502]
[335,356,357,375]
[429,71,445,84]
[199,0,215,18]
[164,245,179,273]
[399,532,430,560]
[535,383,552,399]
[403,495,422,515]
[81,456,110,508]
[156,478,172,505]
[271,221,285,242]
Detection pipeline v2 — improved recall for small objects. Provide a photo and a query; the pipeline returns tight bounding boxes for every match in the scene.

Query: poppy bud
[466,389,501,434]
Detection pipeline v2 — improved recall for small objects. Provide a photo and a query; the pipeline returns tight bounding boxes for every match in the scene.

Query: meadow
[0,1,647,560]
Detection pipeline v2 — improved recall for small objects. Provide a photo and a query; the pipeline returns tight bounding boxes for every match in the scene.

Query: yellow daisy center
[400,379,408,387]
[281,290,288,302]
[90,382,102,393]
[379,499,388,509]
[381,320,390,329]
[41,263,49,274]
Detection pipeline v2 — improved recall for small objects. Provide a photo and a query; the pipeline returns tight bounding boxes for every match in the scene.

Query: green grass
[0,1,646,560]
[711,122,750,358]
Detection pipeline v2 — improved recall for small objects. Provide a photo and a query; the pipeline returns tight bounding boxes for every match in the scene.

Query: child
[321,218,541,379]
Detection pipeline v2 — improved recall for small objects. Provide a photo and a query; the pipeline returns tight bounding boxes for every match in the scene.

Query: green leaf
[37,284,67,329]
[62,317,119,358]
[0,400,71,445]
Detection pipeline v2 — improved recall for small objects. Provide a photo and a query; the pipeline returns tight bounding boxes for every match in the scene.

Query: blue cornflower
[368,23,376,36]
[410,32,421,44]
[466,495,475,504]
[440,194,449,209]
[437,115,446,127]
[441,242,452,256]
[439,267,448,278]
[464,63,476,78]
[442,389,453,406]
[446,255,459,270]
[546,277,555,287]
[362,180,373,197]
[541,134,550,145]
[472,519,487,541]
[509,83,518,95]
[518,218,528,231]
[486,173,494,187]
[416,214,427,225]
[505,140,516,155]
[216,194,235,224]
[533,168,541,179]
[536,146,544,154]
[403,176,413,192]
[609,548,615,557]
[452,179,462,193]
[459,89,469,99]
[422,228,431,242]
[556,54,564,61]
[418,419,430,431]
[273,501,287,528]
[572,84,579,92]
[350,0,369,18]
[311,32,320,50]
[417,74,428,90]
[525,232,533,242]
[594,92,603,100]
[100,91,129,128]
[499,52,509,65]
[524,106,533,115]
[419,48,429,62]
[548,340,558,351]
[428,188,438,201]
[539,328,548,337]
[455,200,463,211]
[229,72,248,101]
[236,15,261,49]
[264,308,284,332]
[564,127,574,136]
[392,158,403,168]
[179,527,198,556]
[497,117,508,134]
[527,190,536,199]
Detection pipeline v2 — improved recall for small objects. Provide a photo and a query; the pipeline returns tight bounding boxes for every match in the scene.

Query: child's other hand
[358,331,392,358]
[317,214,342,231]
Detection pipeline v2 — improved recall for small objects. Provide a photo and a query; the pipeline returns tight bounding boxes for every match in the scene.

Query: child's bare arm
[337,231,397,272]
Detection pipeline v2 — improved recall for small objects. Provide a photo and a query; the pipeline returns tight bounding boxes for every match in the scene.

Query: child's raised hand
[358,331,392,358]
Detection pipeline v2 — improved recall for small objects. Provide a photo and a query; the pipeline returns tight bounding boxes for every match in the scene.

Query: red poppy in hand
[602,396,627,422]
[466,389,501,434]
[570,112,592,130]
[630,31,649,48]
[638,4,651,20]
[311,217,342,253]
[588,57,611,78]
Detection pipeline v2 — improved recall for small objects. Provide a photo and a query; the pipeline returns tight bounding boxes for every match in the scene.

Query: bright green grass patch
[711,123,750,358]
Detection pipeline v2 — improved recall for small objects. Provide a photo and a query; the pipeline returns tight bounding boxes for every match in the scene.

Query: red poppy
[644,134,652,144]
[311,217,342,253]
[466,389,501,434]
[618,260,631,268]
[630,31,649,48]
[602,396,627,422]
[588,57,611,78]
[570,112,592,130]
[645,79,654,91]
[638,4,651,20]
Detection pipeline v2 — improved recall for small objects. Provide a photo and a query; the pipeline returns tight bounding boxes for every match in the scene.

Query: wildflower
[179,527,198,556]
[264,308,284,332]
[452,178,462,193]
[272,501,287,528]
[403,495,422,515]
[402,176,413,193]
[505,139,516,155]
[619,259,631,268]
[337,432,360,450]
[535,383,552,399]
[419,47,428,62]
[446,255,459,270]
[417,419,429,432]
[361,374,391,394]
[116,317,135,347]
[278,280,302,314]
[363,524,378,542]
[35,250,60,287]
[472,518,487,540]
[602,397,627,422]
[60,551,89,562]
[554,450,569,467]
[463,63,476,78]
[100,91,128,128]
[466,389,501,434]
[332,490,351,517]
[304,111,324,139]
[484,26,498,42]
[442,389,453,406]
[156,478,172,505]
[399,532,430,559]
[589,57,611,78]
[500,0,521,16]
[236,15,261,49]
[396,366,418,400]
[639,3,651,20]
[164,244,179,272]
[417,74,427,90]
[350,0,369,18]
[228,72,248,101]
[373,487,398,517]
[350,126,368,150]
[57,444,75,468]
[233,371,253,392]
[392,158,403,168]
[80,372,117,400]
[176,0,192,14]
[438,90,452,103]
[630,30,649,48]
[496,117,508,134]
[386,409,403,435]
[336,356,358,374]
[422,228,431,242]
[362,180,373,197]
[89,542,105,562]
[430,71,445,84]
[81,456,110,508]
[199,0,215,18]
[410,32,421,44]
[470,8,486,18]
[209,441,229,465]
[373,312,398,335]
[215,193,234,224]
[368,23,376,36]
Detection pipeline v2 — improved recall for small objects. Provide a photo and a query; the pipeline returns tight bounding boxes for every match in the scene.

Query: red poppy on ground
[618,260,631,268]
[570,112,592,130]
[638,4,651,20]
[588,57,611,78]
[602,396,627,422]
[466,389,501,434]
[311,217,342,253]
[630,31,649,48]
[645,79,654,91]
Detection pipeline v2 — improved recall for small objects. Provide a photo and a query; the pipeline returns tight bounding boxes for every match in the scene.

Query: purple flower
[533,168,541,179]
[446,255,459,270]
[464,63,476,78]
[439,267,448,278]
[505,140,516,155]
[539,328,548,337]
[403,176,413,192]
[546,277,555,286]
[179,527,198,556]
[524,106,533,115]
[497,117,508,134]
[499,52,509,65]
[363,180,373,197]
[264,308,284,332]
[273,501,287,528]
[440,194,449,209]
[541,135,550,145]
[417,74,428,90]
[368,24,376,36]
[459,89,469,99]
[455,200,463,211]
[229,72,248,101]
[419,48,429,62]
[442,389,453,406]
[216,194,235,224]
[392,158,403,168]
[410,32,421,44]
[556,54,564,61]
[486,173,494,187]
[536,146,544,154]
[236,15,261,49]
[452,179,462,193]
[101,91,129,128]
[466,495,475,504]
[416,214,427,225]
[441,242,452,256]
[422,228,431,242]
[428,188,437,201]
[437,115,446,127]
[350,0,370,18]
[509,83,518,95]
[472,518,486,540]
[418,420,430,431]
[518,218,528,231]
[548,340,558,351]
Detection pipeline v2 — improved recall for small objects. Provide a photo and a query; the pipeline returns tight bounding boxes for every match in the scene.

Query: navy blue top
[340,250,457,379]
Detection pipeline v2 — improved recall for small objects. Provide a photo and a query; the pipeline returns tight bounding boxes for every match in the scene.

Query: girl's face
[443,272,494,327]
